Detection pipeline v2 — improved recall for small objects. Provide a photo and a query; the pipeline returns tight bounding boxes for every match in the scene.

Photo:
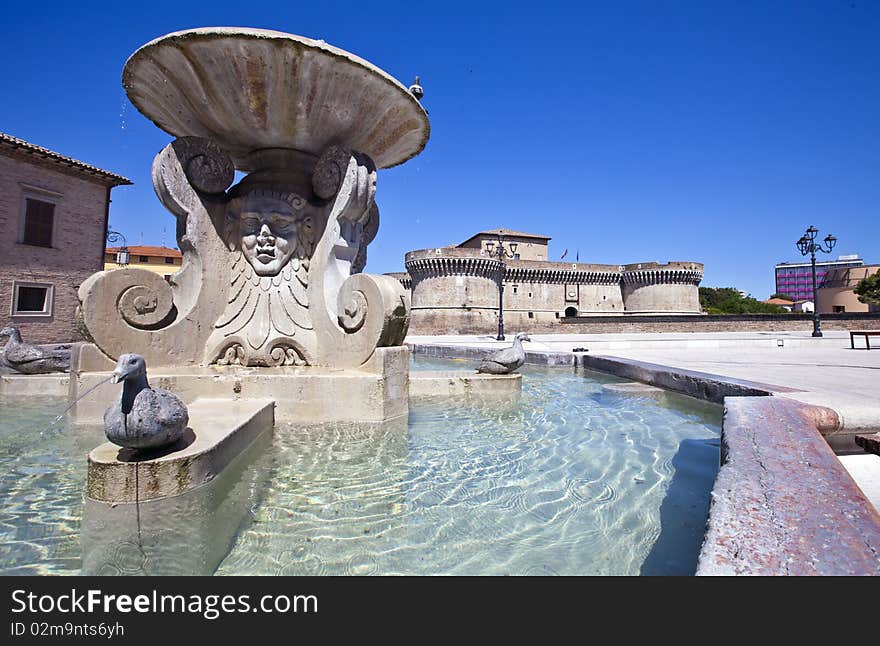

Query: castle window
[528,311,534,319]
[565,306,577,317]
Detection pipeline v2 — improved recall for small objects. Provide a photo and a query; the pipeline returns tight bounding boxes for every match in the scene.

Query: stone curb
[697,396,880,575]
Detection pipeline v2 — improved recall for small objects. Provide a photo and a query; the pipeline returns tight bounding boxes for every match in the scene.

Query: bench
[849,330,880,350]
[855,433,880,456]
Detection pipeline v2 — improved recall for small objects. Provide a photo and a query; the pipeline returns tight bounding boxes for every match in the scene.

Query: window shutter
[24,199,54,247]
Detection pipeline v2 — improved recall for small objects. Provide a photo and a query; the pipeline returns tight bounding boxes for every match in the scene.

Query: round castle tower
[400,247,703,334]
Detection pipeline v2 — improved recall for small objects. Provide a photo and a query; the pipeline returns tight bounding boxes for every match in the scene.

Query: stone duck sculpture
[0,326,70,374]
[476,333,531,374]
[104,353,188,451]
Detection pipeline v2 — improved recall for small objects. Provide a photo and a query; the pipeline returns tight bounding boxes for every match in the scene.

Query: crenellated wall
[398,248,704,334]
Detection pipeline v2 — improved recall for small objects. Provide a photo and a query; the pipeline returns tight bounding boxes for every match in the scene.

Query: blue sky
[3,1,877,298]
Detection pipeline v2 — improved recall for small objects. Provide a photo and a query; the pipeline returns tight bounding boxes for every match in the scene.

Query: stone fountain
[14,29,517,573]
[72,27,431,426]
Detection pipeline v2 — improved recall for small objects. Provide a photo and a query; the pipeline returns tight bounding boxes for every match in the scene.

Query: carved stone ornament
[78,138,410,368]
[78,28,426,369]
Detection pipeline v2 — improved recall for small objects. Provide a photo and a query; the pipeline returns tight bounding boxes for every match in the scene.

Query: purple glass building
[774,255,863,302]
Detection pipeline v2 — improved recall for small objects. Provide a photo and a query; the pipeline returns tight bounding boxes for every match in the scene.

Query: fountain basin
[123,27,430,169]
[0,360,723,575]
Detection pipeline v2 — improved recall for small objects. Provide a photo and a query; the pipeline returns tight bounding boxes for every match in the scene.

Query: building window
[11,282,54,317]
[164,257,175,264]
[565,306,578,317]
[22,198,55,247]
[528,311,534,319]
[139,255,149,263]
[833,305,845,313]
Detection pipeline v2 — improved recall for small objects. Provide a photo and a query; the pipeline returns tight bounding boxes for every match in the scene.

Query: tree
[699,287,788,314]
[770,292,794,301]
[853,272,880,306]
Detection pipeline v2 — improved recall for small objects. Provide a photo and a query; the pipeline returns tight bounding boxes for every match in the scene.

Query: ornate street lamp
[795,225,836,337]
[485,234,518,341]
[107,229,130,266]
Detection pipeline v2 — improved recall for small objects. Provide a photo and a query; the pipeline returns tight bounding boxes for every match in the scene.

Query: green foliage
[699,287,788,314]
[853,272,880,306]
[770,293,794,301]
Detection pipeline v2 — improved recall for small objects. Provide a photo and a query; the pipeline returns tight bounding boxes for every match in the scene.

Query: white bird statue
[104,353,188,451]
[476,333,530,374]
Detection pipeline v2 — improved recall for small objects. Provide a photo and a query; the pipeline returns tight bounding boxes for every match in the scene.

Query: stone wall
[458,235,549,261]
[620,262,703,314]
[408,312,880,335]
[0,154,111,343]
[402,248,704,334]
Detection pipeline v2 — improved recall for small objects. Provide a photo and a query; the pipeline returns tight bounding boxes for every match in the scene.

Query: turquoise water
[0,396,103,574]
[0,359,721,575]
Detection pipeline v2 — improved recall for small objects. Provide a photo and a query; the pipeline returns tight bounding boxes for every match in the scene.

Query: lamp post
[485,234,518,341]
[796,225,836,338]
[107,229,130,266]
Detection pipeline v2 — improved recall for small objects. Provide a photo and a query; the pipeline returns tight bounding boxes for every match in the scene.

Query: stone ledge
[0,373,69,397]
[70,346,409,424]
[601,382,667,396]
[410,370,521,397]
[407,342,578,367]
[697,396,880,576]
[580,354,790,403]
[87,398,274,503]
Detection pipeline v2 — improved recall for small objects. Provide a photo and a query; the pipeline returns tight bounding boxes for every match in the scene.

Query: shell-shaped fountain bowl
[123,27,430,170]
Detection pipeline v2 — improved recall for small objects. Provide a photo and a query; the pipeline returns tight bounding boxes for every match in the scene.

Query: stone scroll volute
[77,137,234,367]
[307,146,410,368]
[78,138,409,369]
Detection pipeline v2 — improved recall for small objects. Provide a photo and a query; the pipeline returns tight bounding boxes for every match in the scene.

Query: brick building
[0,133,131,343]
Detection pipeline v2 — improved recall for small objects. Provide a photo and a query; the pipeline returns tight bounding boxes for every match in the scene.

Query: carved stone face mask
[230,191,303,276]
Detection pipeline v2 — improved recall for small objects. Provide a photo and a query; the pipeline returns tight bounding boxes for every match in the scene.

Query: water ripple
[0,362,721,576]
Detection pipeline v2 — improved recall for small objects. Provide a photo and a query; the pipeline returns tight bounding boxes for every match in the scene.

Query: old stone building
[392,229,703,335]
[0,133,131,343]
[104,245,183,281]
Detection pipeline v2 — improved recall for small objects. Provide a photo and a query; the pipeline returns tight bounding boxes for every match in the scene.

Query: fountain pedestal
[70,346,409,424]
[87,397,275,503]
